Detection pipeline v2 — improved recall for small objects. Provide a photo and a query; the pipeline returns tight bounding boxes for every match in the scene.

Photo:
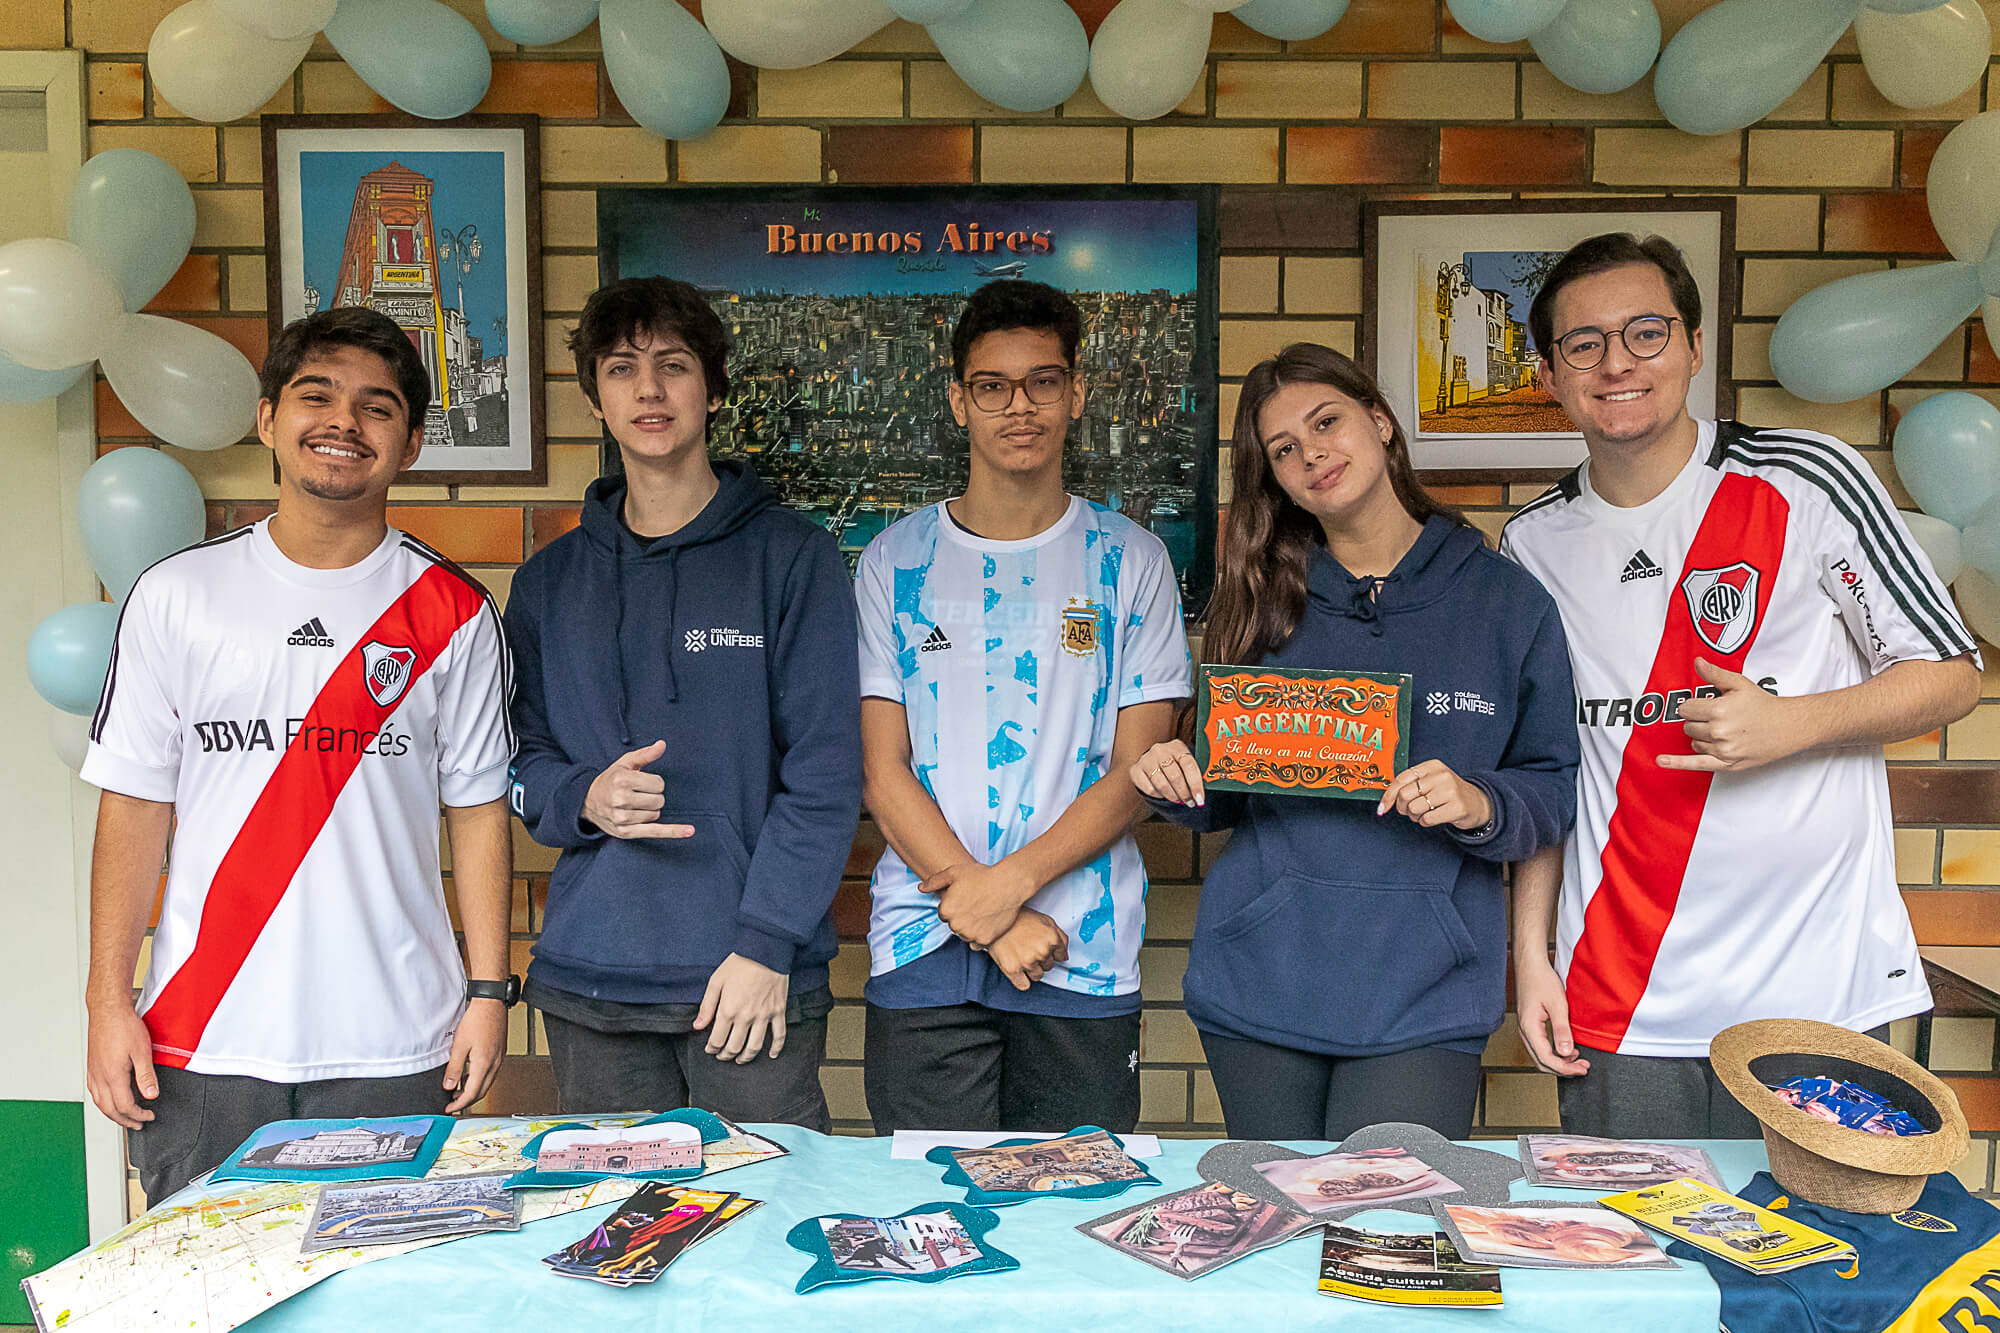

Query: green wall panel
[0,1100,88,1326]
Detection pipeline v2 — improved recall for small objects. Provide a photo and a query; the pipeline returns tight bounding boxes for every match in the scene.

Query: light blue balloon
[1960,498,2000,581]
[77,448,207,602]
[1654,0,1857,134]
[929,0,1089,112]
[1232,0,1350,40]
[1769,262,1984,403]
[0,350,88,404]
[325,0,493,120]
[599,0,729,141]
[1531,0,1660,94]
[1894,391,2000,528]
[67,150,197,312]
[484,0,599,46]
[1450,0,1566,44]
[28,601,120,716]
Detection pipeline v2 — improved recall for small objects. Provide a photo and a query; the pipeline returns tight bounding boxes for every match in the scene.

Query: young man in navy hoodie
[504,277,860,1129]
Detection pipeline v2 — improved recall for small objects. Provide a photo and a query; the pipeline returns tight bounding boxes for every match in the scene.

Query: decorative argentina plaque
[1195,665,1411,800]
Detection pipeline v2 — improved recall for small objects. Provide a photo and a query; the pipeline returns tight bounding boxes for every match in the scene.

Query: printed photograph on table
[1256,1146,1462,1215]
[1080,1180,1315,1280]
[211,1114,454,1183]
[1518,1135,1725,1191]
[1435,1201,1677,1270]
[787,1203,1019,1293]
[543,1185,739,1286]
[535,1119,703,1174]
[595,185,1218,607]
[936,1127,1157,1204]
[263,114,546,485]
[302,1172,521,1252]
[1364,199,1733,475]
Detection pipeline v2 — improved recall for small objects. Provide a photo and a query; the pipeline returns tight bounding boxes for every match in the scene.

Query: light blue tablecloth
[242,1127,1765,1330]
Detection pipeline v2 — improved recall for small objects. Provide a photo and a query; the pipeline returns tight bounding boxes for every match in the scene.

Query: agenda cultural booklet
[1318,1223,1503,1309]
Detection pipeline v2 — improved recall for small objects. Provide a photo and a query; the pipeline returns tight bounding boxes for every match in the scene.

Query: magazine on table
[1318,1222,1503,1309]
[1517,1135,1725,1191]
[1596,1178,1856,1275]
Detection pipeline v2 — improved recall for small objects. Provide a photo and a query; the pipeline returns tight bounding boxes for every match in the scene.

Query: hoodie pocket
[1203,873,1478,1047]
[540,811,753,975]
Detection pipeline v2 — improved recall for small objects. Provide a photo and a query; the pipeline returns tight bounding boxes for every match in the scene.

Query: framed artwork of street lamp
[263,114,546,486]
[1363,198,1733,480]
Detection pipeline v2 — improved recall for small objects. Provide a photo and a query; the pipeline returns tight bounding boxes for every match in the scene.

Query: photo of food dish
[1441,1203,1672,1269]
[1255,1147,1462,1214]
[1520,1135,1723,1190]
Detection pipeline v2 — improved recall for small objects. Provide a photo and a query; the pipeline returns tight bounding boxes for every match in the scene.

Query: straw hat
[1710,1018,1969,1214]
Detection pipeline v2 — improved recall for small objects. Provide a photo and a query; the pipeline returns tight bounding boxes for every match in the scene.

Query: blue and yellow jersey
[1669,1172,2000,1333]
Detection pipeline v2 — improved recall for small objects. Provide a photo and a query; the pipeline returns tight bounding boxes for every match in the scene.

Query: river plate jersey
[1501,421,1974,1058]
[81,521,513,1081]
[1673,1171,2000,1333]
[855,497,1192,998]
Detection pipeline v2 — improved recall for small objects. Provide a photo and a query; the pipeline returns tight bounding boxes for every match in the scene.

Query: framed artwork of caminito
[1363,198,1735,481]
[263,114,546,485]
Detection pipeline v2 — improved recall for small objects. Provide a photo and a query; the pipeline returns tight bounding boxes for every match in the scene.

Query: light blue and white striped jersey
[855,496,1193,999]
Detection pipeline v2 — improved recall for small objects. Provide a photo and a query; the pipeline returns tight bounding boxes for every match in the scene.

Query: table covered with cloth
[207,1124,1770,1331]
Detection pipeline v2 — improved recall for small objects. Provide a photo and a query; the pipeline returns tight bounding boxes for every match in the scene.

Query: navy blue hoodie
[1152,516,1577,1057]
[503,461,861,1004]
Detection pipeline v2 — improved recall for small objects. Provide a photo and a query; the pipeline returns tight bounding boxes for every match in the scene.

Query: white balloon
[704,0,896,68]
[0,238,124,372]
[1900,509,1965,585]
[1954,567,2000,645]
[148,0,314,123]
[1856,0,1990,109]
[48,709,91,774]
[100,314,260,452]
[212,0,338,39]
[1089,0,1212,120]
[1927,109,2000,264]
[1182,0,1250,9]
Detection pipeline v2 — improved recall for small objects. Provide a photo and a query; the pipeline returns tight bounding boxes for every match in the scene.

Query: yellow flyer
[1597,1178,1855,1274]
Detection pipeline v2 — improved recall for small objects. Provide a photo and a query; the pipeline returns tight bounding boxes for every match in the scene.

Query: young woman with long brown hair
[1131,343,1578,1140]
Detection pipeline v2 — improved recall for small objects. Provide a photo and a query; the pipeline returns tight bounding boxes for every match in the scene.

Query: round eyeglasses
[963,369,1070,413]
[1551,315,1680,372]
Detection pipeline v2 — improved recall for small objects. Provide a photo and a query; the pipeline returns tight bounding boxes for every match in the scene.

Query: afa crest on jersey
[1060,599,1103,657]
[362,641,418,707]
[1680,561,1762,655]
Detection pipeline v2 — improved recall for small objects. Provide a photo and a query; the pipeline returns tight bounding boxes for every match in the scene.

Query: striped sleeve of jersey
[400,535,515,806]
[854,532,912,703]
[1721,424,1978,667]
[1113,525,1194,708]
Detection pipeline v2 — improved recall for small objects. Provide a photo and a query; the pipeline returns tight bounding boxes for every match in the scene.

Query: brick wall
[19,0,1999,1195]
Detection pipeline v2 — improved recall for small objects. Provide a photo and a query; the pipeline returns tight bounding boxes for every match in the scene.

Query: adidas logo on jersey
[919,625,952,653]
[287,616,335,648]
[1620,550,1664,583]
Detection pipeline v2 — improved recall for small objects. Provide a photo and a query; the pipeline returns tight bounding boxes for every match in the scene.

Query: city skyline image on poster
[598,187,1217,606]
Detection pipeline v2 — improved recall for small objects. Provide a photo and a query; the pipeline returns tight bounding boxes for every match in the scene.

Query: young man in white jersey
[1501,233,1980,1138]
[856,280,1192,1134]
[83,307,516,1204]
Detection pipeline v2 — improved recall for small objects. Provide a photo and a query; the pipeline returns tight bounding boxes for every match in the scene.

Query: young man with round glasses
[1500,233,1979,1138]
[853,280,1192,1133]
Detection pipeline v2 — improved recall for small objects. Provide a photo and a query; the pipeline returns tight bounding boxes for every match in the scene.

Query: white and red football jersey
[1502,421,1975,1057]
[82,520,513,1081]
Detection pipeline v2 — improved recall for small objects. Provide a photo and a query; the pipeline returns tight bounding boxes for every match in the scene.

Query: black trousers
[1559,1023,1893,1140]
[540,1009,831,1133]
[130,1063,450,1207]
[1199,1029,1483,1142]
[863,1002,1141,1135]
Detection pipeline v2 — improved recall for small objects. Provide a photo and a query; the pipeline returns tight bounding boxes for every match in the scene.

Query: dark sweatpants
[1198,1029,1484,1141]
[130,1063,450,1206]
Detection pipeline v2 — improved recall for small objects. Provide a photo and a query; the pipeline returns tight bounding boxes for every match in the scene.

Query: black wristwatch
[466,975,521,1008]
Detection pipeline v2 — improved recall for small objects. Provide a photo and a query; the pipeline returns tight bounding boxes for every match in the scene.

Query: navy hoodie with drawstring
[1151,515,1578,1058]
[502,460,861,1005]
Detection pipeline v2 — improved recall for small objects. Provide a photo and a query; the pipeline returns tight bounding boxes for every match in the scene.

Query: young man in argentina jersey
[1501,234,1980,1139]
[855,281,1193,1133]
